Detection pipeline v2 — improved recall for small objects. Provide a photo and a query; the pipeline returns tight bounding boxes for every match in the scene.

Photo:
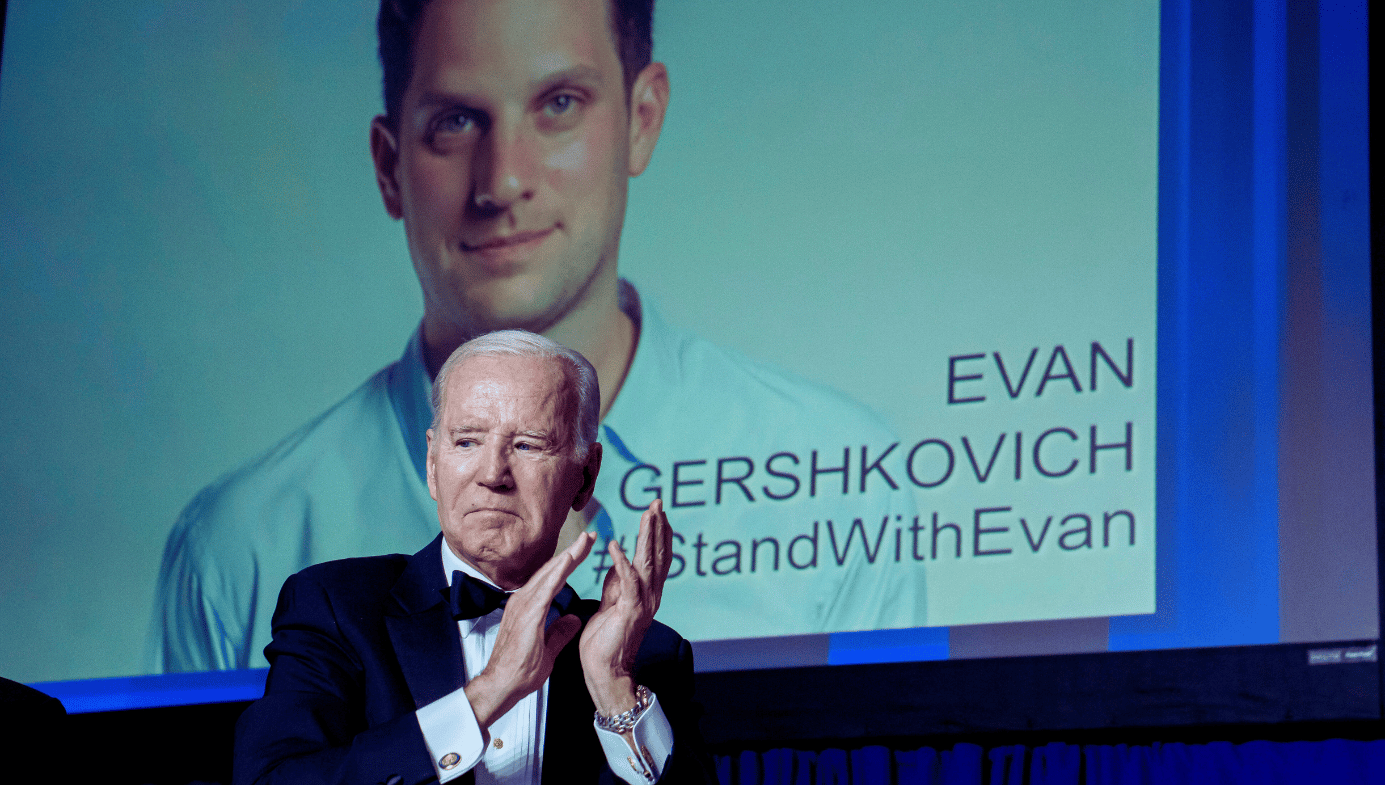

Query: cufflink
[439,752,461,770]
[492,738,504,749]
[627,754,655,782]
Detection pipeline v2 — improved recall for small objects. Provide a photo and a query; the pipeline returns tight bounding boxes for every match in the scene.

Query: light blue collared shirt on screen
[150,280,922,672]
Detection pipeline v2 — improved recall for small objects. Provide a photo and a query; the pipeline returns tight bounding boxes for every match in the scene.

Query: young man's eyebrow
[411,65,605,112]
[414,91,485,111]
[532,64,605,93]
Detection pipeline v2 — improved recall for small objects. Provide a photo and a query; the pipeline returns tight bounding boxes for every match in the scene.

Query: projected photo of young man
[151,0,921,672]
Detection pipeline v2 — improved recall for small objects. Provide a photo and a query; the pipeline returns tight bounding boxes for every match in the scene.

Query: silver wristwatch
[593,684,653,733]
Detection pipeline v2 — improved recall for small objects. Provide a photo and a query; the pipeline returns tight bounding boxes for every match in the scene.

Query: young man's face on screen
[371,0,651,337]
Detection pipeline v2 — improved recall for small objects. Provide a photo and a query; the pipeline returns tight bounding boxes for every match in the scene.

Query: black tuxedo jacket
[232,534,714,785]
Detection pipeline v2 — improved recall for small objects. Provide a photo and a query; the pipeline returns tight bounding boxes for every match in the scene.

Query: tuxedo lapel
[386,534,467,709]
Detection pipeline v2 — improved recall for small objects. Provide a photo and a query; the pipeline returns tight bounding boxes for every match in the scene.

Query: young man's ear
[627,63,669,177]
[370,116,405,219]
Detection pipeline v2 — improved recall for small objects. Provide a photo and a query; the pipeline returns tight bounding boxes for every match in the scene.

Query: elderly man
[233,331,713,784]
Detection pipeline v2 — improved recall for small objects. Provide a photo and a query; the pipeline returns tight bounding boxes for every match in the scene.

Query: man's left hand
[579,498,672,715]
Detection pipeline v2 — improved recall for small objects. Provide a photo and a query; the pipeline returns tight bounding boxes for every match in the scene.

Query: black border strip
[693,641,1380,745]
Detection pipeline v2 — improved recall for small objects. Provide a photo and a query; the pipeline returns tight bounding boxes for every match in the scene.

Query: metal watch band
[594,684,653,734]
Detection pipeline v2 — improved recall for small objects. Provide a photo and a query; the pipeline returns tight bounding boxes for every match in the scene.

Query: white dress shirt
[415,543,675,784]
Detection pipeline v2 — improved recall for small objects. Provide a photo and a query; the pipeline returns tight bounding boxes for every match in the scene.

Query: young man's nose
[470,126,537,212]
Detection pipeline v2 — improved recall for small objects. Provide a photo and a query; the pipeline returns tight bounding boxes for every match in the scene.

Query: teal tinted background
[0,0,1161,682]
[0,0,1374,702]
[1,2,416,682]
[624,0,1158,440]
[33,0,1380,689]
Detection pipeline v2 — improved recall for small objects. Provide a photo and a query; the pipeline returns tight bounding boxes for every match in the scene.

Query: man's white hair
[430,330,601,460]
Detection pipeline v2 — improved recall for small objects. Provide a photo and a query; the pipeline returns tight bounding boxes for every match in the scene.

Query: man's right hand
[462,531,597,728]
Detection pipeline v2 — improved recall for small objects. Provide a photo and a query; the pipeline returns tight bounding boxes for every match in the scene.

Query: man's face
[426,354,599,588]
[372,0,663,340]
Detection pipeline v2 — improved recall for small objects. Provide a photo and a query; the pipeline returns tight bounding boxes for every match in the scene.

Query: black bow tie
[446,571,512,620]
[445,571,580,620]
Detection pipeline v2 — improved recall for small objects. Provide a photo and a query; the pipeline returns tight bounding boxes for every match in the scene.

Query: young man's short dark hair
[377,0,655,132]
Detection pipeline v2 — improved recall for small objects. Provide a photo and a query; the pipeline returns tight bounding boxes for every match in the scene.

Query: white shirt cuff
[594,692,675,784]
[416,686,485,782]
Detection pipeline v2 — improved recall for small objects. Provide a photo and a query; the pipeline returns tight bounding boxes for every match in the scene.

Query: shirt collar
[598,280,674,465]
[440,539,505,591]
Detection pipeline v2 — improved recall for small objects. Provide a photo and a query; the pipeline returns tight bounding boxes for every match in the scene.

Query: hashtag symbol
[592,542,611,577]
[591,535,628,577]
